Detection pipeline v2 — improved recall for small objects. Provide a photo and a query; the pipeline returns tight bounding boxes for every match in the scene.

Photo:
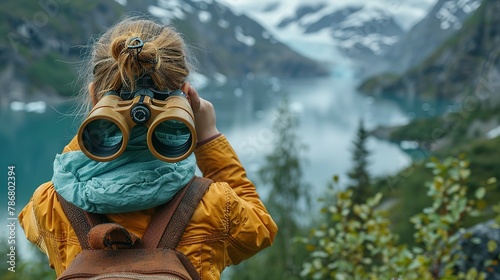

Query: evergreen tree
[347,119,371,206]
[230,96,310,279]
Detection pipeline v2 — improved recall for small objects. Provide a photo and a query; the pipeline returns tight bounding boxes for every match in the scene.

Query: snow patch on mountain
[339,8,390,28]
[337,33,399,56]
[216,0,438,64]
[218,0,438,31]
[148,0,188,22]
[436,0,481,30]
[198,10,212,22]
[114,0,127,6]
[235,26,256,46]
[218,18,229,28]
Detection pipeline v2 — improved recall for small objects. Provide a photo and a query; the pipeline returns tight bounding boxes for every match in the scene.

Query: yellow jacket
[19,134,277,279]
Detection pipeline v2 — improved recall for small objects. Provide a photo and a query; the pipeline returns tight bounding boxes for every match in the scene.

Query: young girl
[19,18,277,279]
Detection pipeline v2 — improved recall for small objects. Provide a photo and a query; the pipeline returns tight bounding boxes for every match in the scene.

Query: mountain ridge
[380,0,483,74]
[0,0,328,106]
[358,0,498,103]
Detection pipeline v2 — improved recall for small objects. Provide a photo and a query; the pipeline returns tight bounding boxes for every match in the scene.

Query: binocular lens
[151,119,193,159]
[81,119,124,158]
[78,92,196,162]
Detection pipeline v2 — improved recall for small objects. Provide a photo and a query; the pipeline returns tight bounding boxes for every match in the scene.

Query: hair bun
[91,19,189,95]
[111,35,160,73]
[110,35,129,61]
[137,41,161,69]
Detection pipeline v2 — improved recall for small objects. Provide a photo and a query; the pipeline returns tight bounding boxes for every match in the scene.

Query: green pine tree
[347,119,372,206]
[229,96,310,279]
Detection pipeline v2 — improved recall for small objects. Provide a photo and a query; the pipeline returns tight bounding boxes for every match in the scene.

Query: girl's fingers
[181,82,190,94]
[181,82,200,111]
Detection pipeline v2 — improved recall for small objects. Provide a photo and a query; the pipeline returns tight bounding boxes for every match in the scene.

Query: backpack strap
[56,193,108,250]
[140,176,213,249]
[56,176,212,251]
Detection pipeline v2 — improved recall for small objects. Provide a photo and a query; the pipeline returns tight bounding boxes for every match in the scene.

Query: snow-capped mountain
[382,0,483,74]
[435,0,482,30]
[358,0,498,104]
[130,0,329,81]
[217,0,439,67]
[275,4,404,59]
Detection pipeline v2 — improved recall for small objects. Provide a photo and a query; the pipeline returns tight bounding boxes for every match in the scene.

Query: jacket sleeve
[194,134,278,264]
[18,182,82,274]
[18,137,83,275]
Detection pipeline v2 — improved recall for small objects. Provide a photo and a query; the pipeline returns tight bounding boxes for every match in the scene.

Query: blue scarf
[52,126,196,214]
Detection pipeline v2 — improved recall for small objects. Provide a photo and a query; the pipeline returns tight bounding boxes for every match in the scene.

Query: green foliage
[438,136,500,189]
[26,52,76,96]
[0,0,126,97]
[384,101,500,244]
[298,181,414,279]
[381,162,434,245]
[0,0,125,45]
[385,138,500,245]
[357,73,400,94]
[230,96,311,279]
[347,120,372,206]
[299,156,497,279]
[0,240,56,280]
[389,117,445,142]
[389,103,500,147]
[409,157,495,279]
[259,96,310,226]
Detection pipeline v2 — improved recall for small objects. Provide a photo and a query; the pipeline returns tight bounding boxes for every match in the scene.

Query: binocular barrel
[78,94,197,163]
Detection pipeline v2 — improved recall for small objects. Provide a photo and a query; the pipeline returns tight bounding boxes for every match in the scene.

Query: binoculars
[77,81,196,163]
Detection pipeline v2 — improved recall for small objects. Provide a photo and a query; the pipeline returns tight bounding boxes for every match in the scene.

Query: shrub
[299,156,497,279]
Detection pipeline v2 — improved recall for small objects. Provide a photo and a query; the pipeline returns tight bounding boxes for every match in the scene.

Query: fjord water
[1,71,418,211]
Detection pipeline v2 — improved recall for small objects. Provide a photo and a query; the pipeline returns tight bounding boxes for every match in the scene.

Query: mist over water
[205,73,413,199]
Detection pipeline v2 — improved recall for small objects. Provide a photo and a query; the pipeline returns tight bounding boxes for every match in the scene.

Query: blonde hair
[76,17,191,117]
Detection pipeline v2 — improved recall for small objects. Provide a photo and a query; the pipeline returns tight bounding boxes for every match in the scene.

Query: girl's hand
[181,82,220,143]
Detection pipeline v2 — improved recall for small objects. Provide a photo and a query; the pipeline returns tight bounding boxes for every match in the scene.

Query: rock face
[383,0,483,74]
[0,0,327,105]
[455,220,500,279]
[0,1,125,106]
[162,0,329,80]
[358,0,500,102]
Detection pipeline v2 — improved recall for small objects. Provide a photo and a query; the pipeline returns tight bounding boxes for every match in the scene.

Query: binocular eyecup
[78,88,197,163]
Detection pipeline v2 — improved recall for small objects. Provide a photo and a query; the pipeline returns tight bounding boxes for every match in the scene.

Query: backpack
[55,176,212,280]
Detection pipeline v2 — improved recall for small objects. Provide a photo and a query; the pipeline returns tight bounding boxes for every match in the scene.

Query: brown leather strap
[57,176,212,251]
[88,223,140,250]
[140,177,213,249]
[159,177,212,249]
[138,178,194,249]
[56,193,107,250]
